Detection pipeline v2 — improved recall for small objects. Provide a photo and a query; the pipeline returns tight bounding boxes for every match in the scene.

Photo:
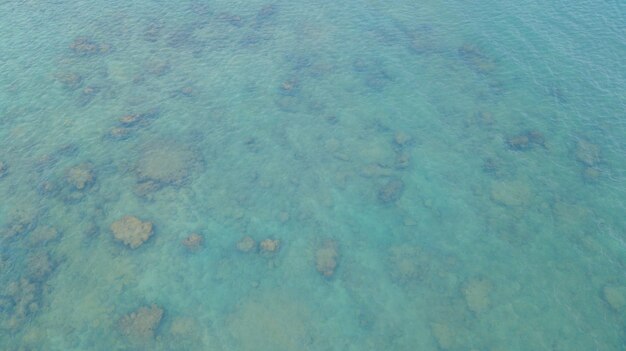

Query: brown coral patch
[236,236,257,253]
[110,216,153,249]
[259,238,280,254]
[70,37,110,56]
[136,142,199,186]
[182,233,203,251]
[378,178,405,204]
[66,163,95,190]
[119,304,164,341]
[575,139,600,166]
[462,278,491,313]
[315,240,339,277]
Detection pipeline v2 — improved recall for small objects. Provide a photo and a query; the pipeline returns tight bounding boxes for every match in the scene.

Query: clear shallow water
[0,0,625,349]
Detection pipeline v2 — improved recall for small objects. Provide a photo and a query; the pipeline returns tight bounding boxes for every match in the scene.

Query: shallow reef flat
[0,0,625,350]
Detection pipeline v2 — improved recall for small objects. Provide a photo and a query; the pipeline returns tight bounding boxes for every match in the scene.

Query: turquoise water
[1,0,625,349]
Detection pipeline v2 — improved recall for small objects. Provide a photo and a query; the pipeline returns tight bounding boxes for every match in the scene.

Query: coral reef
[602,286,626,311]
[77,85,101,106]
[145,60,171,77]
[361,163,393,178]
[458,44,495,73]
[259,238,280,254]
[315,240,339,277]
[395,151,411,169]
[490,180,531,207]
[377,178,405,203]
[430,322,457,350]
[388,245,431,284]
[393,131,413,147]
[169,316,202,346]
[55,72,83,90]
[119,304,164,341]
[143,22,163,42]
[236,236,257,253]
[107,127,131,140]
[134,180,161,199]
[462,278,491,313]
[506,130,546,151]
[119,114,142,126]
[107,108,160,140]
[122,108,160,127]
[28,226,60,246]
[0,160,7,178]
[70,36,110,56]
[182,233,203,251]
[575,139,600,166]
[482,157,500,175]
[110,216,154,249]
[279,78,300,96]
[66,162,95,190]
[256,4,277,22]
[226,294,311,351]
[26,253,54,282]
[217,13,244,27]
[2,278,40,331]
[582,166,601,182]
[277,211,290,223]
[408,30,435,54]
[1,206,38,240]
[136,141,198,186]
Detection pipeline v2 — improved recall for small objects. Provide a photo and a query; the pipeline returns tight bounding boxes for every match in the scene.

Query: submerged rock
[110,216,154,249]
[315,240,339,277]
[119,305,164,341]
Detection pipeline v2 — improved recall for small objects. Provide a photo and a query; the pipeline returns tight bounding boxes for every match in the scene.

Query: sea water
[0,0,625,350]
